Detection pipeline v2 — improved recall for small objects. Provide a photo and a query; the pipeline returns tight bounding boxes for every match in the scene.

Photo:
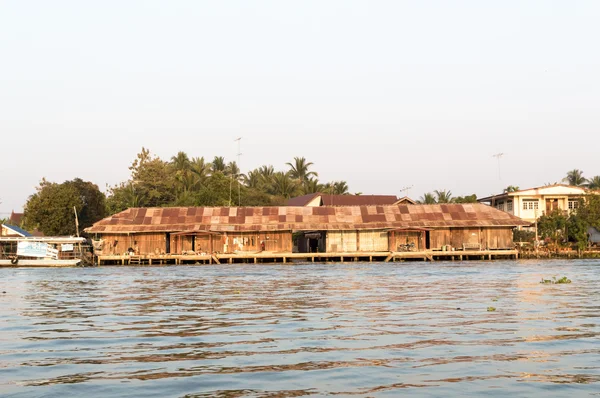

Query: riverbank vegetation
[16,152,600,242]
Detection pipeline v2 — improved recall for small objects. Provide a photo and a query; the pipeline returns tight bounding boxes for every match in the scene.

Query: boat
[0,236,90,267]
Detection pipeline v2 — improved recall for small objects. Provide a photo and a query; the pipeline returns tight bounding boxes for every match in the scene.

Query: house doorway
[546,199,559,214]
[166,232,171,254]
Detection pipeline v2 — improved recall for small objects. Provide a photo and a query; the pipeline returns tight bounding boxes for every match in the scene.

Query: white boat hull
[0,259,82,267]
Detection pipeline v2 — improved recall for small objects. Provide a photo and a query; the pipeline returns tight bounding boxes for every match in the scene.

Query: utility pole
[235,137,242,206]
[73,206,80,237]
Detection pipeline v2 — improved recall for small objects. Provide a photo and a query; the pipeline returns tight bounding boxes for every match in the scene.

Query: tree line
[19,148,350,235]
[14,153,600,241]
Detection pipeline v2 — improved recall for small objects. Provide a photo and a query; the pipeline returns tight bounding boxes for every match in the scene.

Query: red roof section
[9,211,23,226]
[286,193,399,206]
[85,204,529,234]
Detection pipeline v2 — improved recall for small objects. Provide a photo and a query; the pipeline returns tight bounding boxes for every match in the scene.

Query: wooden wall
[484,228,513,249]
[429,227,514,250]
[95,233,166,255]
[211,231,292,253]
[327,231,358,252]
[358,230,389,252]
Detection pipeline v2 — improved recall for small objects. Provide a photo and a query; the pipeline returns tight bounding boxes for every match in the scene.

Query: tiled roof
[85,204,530,234]
[9,211,23,226]
[286,193,399,206]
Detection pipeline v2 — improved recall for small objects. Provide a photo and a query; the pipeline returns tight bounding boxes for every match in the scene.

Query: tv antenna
[399,185,413,197]
[492,153,504,181]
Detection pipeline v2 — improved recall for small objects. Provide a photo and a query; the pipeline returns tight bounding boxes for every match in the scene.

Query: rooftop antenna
[399,185,413,198]
[492,153,504,181]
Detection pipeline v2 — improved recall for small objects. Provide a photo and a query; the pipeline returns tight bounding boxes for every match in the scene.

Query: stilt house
[85,204,529,256]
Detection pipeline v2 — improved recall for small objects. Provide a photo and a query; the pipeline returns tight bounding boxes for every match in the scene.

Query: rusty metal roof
[85,204,530,234]
[286,193,399,206]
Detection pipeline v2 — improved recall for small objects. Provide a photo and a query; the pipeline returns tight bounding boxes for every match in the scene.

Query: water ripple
[1,260,599,397]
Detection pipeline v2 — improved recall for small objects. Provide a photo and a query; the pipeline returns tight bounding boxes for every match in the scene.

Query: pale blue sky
[1,1,599,214]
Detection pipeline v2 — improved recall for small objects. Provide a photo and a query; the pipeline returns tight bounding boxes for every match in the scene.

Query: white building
[478,184,588,225]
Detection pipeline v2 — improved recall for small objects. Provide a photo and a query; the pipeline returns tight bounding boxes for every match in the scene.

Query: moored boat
[0,236,89,267]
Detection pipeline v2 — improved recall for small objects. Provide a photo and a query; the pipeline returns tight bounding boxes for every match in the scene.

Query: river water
[1,260,599,397]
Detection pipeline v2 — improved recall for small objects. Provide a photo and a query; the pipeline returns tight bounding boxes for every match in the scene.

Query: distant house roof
[394,196,417,205]
[1,224,32,237]
[9,211,23,226]
[478,184,589,203]
[85,204,530,234]
[286,193,399,207]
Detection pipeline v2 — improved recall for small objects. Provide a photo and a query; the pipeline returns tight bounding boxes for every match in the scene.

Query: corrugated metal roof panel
[84,204,530,234]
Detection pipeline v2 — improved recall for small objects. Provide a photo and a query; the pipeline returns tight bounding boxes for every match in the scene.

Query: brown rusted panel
[85,203,529,234]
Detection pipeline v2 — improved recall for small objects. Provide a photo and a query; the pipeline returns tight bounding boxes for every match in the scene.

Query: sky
[1,0,599,215]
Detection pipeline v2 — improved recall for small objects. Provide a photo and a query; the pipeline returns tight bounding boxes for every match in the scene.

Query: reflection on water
[1,260,599,397]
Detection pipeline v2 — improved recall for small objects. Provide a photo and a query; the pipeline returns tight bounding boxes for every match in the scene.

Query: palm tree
[225,161,241,181]
[504,185,520,193]
[170,151,191,172]
[434,189,453,204]
[330,181,349,195]
[258,165,275,186]
[190,157,210,186]
[563,169,587,187]
[271,172,299,198]
[243,169,263,189]
[286,157,318,182]
[302,178,323,194]
[211,156,226,173]
[418,192,436,204]
[587,176,600,190]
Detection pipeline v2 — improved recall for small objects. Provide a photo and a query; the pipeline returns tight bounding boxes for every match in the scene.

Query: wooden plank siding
[327,231,358,252]
[357,230,389,252]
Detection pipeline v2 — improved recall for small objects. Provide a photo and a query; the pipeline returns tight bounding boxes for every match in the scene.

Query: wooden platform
[96,249,518,266]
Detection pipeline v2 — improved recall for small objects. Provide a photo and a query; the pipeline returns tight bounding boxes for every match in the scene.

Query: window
[568,200,580,210]
[496,201,504,211]
[523,200,539,210]
[507,201,513,211]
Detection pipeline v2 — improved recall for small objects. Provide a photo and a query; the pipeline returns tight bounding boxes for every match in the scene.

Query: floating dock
[96,249,518,266]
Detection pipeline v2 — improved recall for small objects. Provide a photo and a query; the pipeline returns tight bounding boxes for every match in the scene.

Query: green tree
[106,182,144,214]
[24,178,106,236]
[303,178,323,194]
[418,192,436,204]
[504,185,520,193]
[243,169,263,190]
[271,172,299,198]
[286,157,318,183]
[211,156,226,173]
[453,194,478,203]
[434,189,453,204]
[190,157,210,187]
[170,151,191,172]
[537,209,568,247]
[258,165,276,187]
[196,173,233,206]
[587,176,600,190]
[563,169,587,187]
[333,181,349,195]
[567,214,589,251]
